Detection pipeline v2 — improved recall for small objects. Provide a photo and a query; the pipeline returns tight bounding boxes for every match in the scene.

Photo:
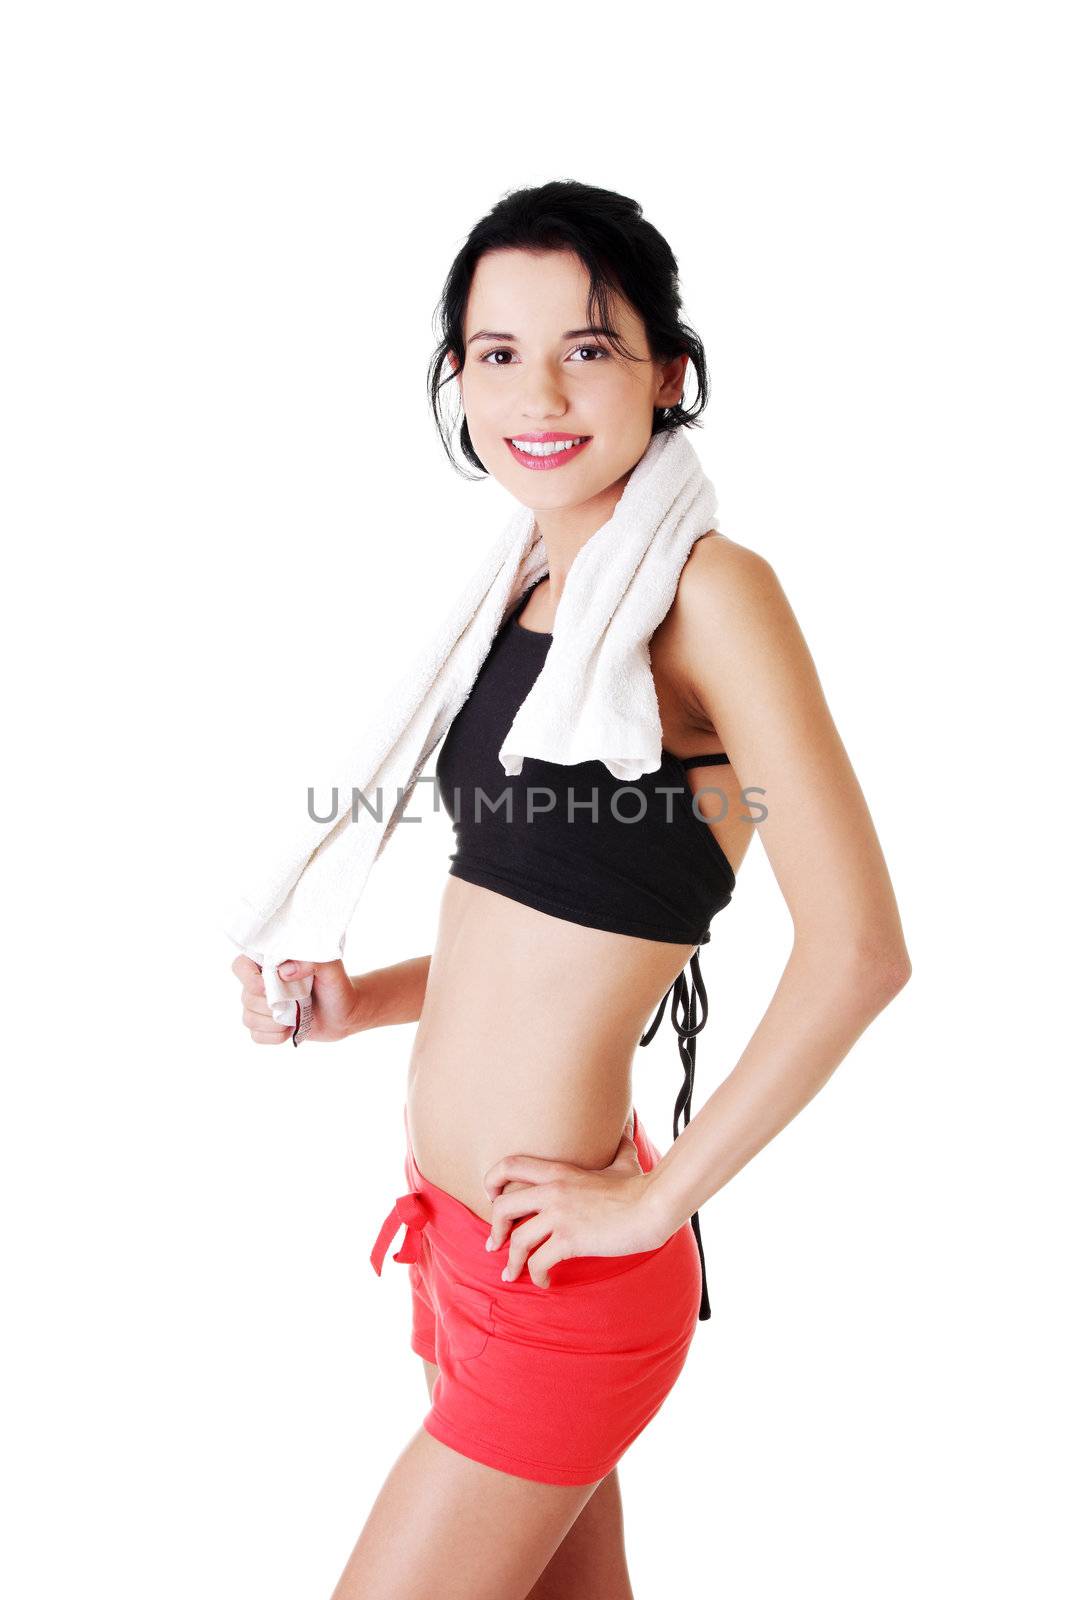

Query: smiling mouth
[505,435,592,460]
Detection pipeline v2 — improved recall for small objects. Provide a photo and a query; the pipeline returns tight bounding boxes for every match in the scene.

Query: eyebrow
[467,325,615,345]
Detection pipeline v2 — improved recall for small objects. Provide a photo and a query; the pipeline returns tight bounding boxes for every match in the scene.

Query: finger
[501,1214,555,1285]
[249,1027,293,1044]
[525,1236,570,1290]
[611,1135,641,1168]
[486,1182,559,1250]
[243,1005,290,1035]
[243,992,276,1017]
[484,1156,574,1201]
[276,960,316,980]
[483,1180,534,1252]
[232,955,265,994]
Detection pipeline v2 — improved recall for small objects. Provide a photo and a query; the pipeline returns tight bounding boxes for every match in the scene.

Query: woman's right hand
[231,955,368,1045]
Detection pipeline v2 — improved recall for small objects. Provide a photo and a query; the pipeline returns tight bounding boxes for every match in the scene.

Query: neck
[532,466,635,593]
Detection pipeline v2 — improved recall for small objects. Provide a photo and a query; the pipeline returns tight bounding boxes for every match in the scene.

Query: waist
[405,878,696,1213]
[386,1101,669,1292]
[404,1069,637,1224]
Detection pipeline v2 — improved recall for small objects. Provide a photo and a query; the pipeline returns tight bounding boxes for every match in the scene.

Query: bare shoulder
[665,534,910,974]
[675,529,782,623]
[656,531,791,710]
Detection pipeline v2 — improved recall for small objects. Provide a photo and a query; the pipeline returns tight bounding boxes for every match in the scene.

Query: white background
[3,3,1063,1596]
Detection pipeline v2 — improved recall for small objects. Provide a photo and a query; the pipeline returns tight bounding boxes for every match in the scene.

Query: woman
[231,180,911,1600]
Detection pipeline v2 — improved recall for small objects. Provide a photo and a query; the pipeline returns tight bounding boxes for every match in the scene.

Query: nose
[520,365,568,422]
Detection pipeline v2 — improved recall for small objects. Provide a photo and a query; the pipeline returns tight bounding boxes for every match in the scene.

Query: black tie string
[639,929,713,1321]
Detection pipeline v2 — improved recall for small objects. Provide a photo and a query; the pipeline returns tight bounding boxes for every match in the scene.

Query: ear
[655,352,689,408]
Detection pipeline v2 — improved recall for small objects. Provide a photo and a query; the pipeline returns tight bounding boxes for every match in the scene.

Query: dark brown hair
[426,179,711,480]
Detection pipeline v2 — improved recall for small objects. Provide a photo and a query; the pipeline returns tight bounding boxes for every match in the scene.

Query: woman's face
[453,248,686,513]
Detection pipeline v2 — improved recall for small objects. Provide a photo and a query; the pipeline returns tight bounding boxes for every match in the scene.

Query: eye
[477,344,610,366]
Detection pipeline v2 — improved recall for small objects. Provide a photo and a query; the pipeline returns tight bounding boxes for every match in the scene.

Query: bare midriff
[405,564,753,1224]
[404,874,698,1224]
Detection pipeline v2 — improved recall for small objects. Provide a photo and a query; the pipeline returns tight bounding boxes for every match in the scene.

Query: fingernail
[279,963,296,978]
[501,1266,510,1281]
[484,1234,494,1251]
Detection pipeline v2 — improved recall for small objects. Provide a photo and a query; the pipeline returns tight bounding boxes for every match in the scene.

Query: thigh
[329,1421,601,1600]
[420,1358,633,1600]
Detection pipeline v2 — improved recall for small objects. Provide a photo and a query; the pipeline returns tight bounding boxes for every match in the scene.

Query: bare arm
[645,535,912,1234]
[350,954,432,1032]
[232,952,432,1044]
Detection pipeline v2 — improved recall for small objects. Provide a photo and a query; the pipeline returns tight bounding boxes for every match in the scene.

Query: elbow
[843,941,913,1009]
[793,923,913,1010]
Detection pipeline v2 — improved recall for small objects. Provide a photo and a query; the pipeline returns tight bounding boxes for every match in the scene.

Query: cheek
[462,397,510,454]
[460,368,502,412]
[593,378,655,435]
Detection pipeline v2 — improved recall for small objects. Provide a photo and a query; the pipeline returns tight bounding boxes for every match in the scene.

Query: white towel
[222,427,721,1040]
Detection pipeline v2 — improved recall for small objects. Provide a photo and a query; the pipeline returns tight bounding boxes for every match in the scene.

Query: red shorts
[370,1105,703,1486]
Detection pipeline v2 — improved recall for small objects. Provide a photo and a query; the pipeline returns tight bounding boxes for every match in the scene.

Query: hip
[404,1068,638,1226]
[398,1100,700,1318]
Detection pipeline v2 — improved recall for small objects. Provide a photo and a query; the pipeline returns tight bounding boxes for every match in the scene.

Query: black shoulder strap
[679,752,730,769]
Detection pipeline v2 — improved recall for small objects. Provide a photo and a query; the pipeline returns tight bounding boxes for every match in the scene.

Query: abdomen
[405,875,696,1220]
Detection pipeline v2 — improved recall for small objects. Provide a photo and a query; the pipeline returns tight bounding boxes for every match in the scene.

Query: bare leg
[415,1359,636,1600]
[522,1470,634,1600]
[328,1357,602,1600]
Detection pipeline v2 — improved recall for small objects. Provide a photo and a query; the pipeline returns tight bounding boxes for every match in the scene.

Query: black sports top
[435,572,736,1320]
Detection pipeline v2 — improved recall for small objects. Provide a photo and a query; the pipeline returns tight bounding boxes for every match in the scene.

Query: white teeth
[510,437,587,456]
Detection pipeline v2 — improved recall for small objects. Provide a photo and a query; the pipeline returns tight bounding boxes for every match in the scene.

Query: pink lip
[505,434,593,471]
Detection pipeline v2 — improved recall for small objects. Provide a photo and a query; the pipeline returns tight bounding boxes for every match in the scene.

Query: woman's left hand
[482,1125,668,1289]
